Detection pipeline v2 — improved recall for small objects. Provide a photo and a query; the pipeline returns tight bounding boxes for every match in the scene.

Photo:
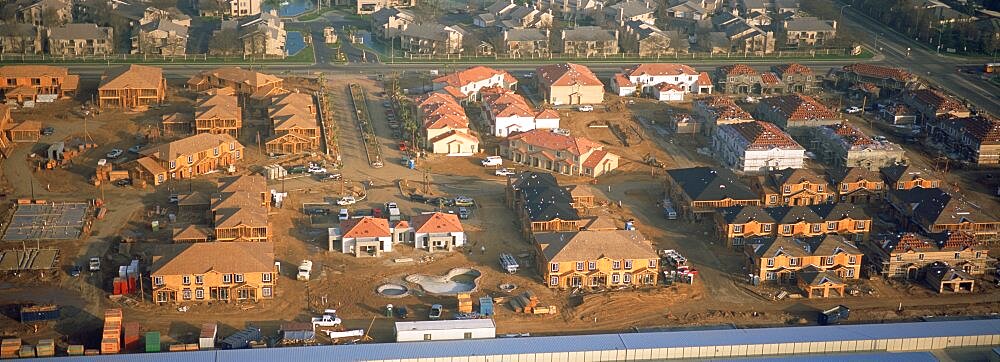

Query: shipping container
[20,304,60,323]
[200,323,218,349]
[145,332,161,353]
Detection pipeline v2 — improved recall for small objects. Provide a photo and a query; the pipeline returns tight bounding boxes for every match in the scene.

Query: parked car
[307,164,328,174]
[577,105,594,112]
[168,194,180,203]
[845,106,862,114]
[113,179,131,187]
[41,127,54,136]
[495,168,515,176]
[338,209,349,221]
[69,265,81,277]
[453,196,474,207]
[481,156,502,167]
[88,257,100,272]
[337,196,357,206]
[127,145,143,154]
[458,207,470,220]
[409,194,427,203]
[305,208,329,215]
[429,304,443,319]
[106,148,123,159]
[372,208,383,218]
[395,306,408,319]
[316,173,342,181]
[287,165,308,174]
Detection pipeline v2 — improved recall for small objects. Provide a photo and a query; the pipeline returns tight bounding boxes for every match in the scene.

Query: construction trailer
[394,319,496,342]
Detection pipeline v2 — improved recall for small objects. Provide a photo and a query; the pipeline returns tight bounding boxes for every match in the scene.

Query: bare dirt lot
[3,75,1000,354]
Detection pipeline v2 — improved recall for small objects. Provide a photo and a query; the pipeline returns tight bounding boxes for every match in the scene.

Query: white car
[337,196,357,206]
[338,208,349,220]
[495,168,515,176]
[577,105,594,112]
[307,164,328,174]
[481,156,502,167]
[845,106,862,114]
[106,149,123,159]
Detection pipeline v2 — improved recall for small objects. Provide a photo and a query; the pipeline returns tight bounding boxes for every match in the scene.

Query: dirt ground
[3,74,1000,355]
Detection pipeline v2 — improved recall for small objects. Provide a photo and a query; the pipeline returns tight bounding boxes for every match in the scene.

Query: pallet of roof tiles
[67,344,85,356]
[18,345,35,358]
[84,349,100,355]
[0,338,19,358]
[36,339,55,357]
[457,293,473,314]
[168,344,186,352]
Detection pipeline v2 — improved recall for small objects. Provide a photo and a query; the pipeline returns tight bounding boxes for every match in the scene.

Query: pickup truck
[311,311,342,328]
[88,257,100,272]
[297,260,313,281]
[337,196,357,206]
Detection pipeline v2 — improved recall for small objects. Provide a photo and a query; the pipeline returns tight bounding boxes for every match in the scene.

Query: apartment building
[235,11,286,57]
[356,0,414,15]
[97,64,167,111]
[370,8,415,39]
[418,92,478,155]
[0,65,78,102]
[501,29,551,58]
[0,24,43,54]
[782,17,836,47]
[756,168,834,207]
[47,23,114,56]
[133,19,188,56]
[717,203,871,247]
[746,234,862,291]
[664,167,760,219]
[835,63,920,97]
[15,0,72,27]
[618,21,686,57]
[501,129,619,177]
[867,231,989,280]
[535,63,604,106]
[755,94,842,129]
[561,26,618,57]
[936,115,1000,167]
[902,88,971,121]
[713,121,805,173]
[265,92,319,154]
[151,243,276,304]
[715,64,762,94]
[611,63,712,98]
[880,164,942,190]
[887,187,1000,242]
[604,0,657,24]
[134,133,244,185]
[807,122,907,171]
[432,66,517,102]
[210,175,270,242]
[476,1,553,29]
[692,96,755,134]
[228,0,261,17]
[536,229,659,289]
[194,92,242,138]
[711,13,775,54]
[398,23,464,55]
[772,63,818,93]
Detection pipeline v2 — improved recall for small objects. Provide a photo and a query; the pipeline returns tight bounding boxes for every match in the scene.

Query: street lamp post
[839,4,851,23]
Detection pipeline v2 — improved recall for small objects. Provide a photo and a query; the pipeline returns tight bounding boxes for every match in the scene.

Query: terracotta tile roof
[424,113,470,130]
[656,83,685,92]
[433,66,516,90]
[0,65,70,78]
[842,63,915,82]
[880,232,979,253]
[696,72,712,86]
[724,121,803,150]
[612,73,635,87]
[773,63,813,77]
[141,133,241,161]
[825,122,876,147]
[410,212,464,233]
[507,129,604,156]
[99,65,163,90]
[759,94,838,122]
[958,115,1000,145]
[340,216,391,238]
[420,92,469,130]
[623,63,699,77]
[582,149,611,168]
[907,89,968,114]
[697,96,752,121]
[760,72,781,85]
[719,64,759,76]
[535,109,560,119]
[428,129,479,144]
[535,230,657,263]
[151,243,274,276]
[439,86,466,98]
[536,63,603,87]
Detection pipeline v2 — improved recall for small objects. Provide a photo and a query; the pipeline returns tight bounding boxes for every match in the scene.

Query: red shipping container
[112,279,122,295]
[128,276,136,293]
[123,322,140,351]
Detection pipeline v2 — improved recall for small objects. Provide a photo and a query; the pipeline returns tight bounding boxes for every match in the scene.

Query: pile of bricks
[101,309,122,354]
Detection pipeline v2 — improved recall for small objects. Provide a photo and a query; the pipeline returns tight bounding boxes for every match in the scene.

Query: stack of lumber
[457,293,473,313]
[532,305,558,315]
[101,308,123,354]
[36,339,55,357]
[1,338,20,358]
[18,345,35,358]
[508,291,539,313]
[67,345,85,356]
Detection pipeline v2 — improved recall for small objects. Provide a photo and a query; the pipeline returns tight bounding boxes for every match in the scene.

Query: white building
[432,66,518,102]
[329,216,404,257]
[611,63,713,98]
[652,83,686,102]
[409,212,467,251]
[481,87,560,137]
[228,0,261,17]
[712,121,805,173]
[395,319,496,342]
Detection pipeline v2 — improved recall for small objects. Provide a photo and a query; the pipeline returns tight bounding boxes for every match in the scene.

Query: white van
[481,156,502,167]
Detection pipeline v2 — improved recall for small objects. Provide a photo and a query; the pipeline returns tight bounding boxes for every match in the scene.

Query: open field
[1,72,1000,355]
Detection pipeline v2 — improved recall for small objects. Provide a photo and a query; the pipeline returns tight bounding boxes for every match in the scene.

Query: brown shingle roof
[151,243,274,276]
[535,229,657,263]
[141,133,241,161]
[98,64,163,90]
[0,65,70,79]
[191,67,283,89]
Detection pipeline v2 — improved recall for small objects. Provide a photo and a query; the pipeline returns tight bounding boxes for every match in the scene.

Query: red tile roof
[696,72,712,86]
[536,63,603,87]
[720,64,758,76]
[612,73,635,87]
[842,63,914,82]
[760,72,781,85]
[657,83,684,92]
[759,94,838,122]
[826,122,875,147]
[623,63,698,77]
[908,89,968,114]
[341,216,391,238]
[507,129,604,156]
[727,121,802,150]
[582,149,610,168]
[945,115,1000,145]
[428,129,479,144]
[773,63,813,76]
[433,66,517,90]
[698,96,752,121]
[420,92,469,129]
[410,212,464,233]
[535,109,560,119]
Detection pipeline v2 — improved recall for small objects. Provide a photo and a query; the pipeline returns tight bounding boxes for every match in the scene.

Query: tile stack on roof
[666,167,757,201]
[954,115,1000,145]
[697,96,753,122]
[841,63,915,82]
[535,229,657,263]
[878,231,977,253]
[410,212,464,233]
[773,63,813,77]
[720,64,759,76]
[536,63,603,87]
[760,72,781,85]
[908,89,968,115]
[759,94,838,123]
[725,121,803,151]
[152,243,274,276]
[99,64,163,90]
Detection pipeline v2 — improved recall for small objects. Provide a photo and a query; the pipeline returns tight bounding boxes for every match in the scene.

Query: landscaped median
[373,48,876,65]
[0,49,316,65]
